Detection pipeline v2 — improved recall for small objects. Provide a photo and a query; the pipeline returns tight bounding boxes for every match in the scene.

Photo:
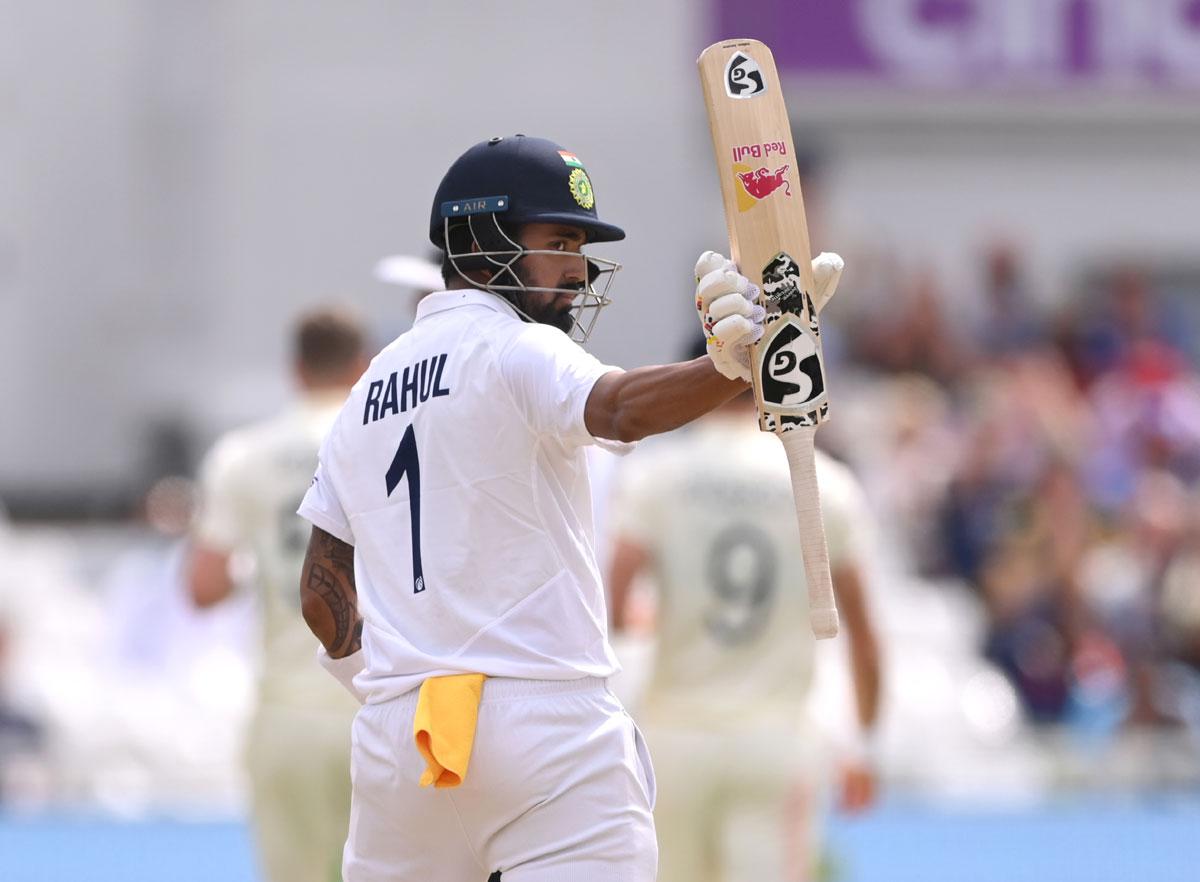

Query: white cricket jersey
[194,395,359,710]
[299,289,628,702]
[610,420,868,721]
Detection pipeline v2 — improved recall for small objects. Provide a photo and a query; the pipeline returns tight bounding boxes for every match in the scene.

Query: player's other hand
[694,251,765,382]
[837,760,877,815]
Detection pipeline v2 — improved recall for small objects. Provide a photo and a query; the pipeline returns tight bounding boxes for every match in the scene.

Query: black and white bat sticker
[724,51,767,99]
[755,249,829,429]
[759,318,825,411]
[762,252,809,314]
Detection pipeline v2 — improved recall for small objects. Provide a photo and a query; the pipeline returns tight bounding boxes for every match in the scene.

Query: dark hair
[293,308,365,378]
[440,216,524,286]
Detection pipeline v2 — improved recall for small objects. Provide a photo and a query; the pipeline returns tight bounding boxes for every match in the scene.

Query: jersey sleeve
[499,324,631,453]
[192,435,248,552]
[297,430,355,546]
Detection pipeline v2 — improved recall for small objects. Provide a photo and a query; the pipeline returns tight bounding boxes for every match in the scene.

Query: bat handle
[778,426,839,639]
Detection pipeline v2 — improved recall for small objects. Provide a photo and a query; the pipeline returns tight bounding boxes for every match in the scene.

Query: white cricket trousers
[344,676,658,882]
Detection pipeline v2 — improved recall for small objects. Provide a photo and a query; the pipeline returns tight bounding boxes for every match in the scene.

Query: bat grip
[779,426,839,639]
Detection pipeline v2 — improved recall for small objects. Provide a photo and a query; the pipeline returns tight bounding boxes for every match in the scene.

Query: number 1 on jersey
[385,424,426,593]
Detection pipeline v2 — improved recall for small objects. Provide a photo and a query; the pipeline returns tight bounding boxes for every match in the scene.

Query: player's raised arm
[586,250,841,444]
[585,253,773,442]
[300,526,363,659]
[585,356,745,443]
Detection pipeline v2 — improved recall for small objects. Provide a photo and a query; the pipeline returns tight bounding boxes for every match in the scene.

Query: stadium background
[2,1,1200,879]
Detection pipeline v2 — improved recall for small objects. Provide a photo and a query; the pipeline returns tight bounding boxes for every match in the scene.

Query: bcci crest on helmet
[568,168,595,209]
[752,251,829,431]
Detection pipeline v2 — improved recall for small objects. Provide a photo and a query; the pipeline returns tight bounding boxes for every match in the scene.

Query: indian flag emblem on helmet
[569,168,595,209]
[558,150,584,168]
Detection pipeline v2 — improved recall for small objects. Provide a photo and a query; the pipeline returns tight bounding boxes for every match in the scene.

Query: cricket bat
[698,38,839,639]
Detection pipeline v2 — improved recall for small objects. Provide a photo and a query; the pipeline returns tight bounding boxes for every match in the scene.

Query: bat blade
[698,38,839,639]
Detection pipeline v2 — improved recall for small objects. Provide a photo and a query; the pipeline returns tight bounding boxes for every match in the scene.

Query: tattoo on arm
[300,527,363,658]
[305,562,355,648]
[326,531,355,581]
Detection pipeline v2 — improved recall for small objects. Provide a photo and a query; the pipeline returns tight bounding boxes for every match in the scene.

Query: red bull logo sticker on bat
[733,163,791,212]
[731,141,787,163]
[739,166,790,199]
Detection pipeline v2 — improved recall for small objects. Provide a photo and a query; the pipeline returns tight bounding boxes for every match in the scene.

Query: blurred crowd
[3,243,1200,812]
[826,242,1200,740]
[0,481,255,812]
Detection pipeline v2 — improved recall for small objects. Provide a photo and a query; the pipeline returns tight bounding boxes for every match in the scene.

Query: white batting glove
[811,251,845,311]
[694,251,765,382]
[695,251,848,381]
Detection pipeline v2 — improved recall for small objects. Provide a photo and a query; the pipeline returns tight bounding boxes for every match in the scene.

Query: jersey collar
[415,288,522,323]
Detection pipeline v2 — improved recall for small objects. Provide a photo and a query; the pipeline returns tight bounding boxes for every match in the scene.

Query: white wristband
[843,727,882,767]
[318,646,367,705]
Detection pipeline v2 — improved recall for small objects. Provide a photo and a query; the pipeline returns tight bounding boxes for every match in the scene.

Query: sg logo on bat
[755,252,828,423]
[759,318,825,410]
[724,51,767,99]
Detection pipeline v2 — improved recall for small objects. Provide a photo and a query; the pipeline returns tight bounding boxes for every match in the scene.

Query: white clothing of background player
[294,135,843,882]
[189,310,368,882]
[608,381,882,882]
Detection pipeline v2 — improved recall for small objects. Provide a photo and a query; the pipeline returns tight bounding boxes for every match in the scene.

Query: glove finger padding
[696,268,758,314]
[694,250,765,383]
[811,251,845,311]
[710,314,763,348]
[694,250,735,281]
[706,338,751,382]
[708,290,762,323]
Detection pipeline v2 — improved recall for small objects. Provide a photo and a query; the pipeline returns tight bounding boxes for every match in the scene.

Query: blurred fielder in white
[187,309,369,882]
[607,379,882,882]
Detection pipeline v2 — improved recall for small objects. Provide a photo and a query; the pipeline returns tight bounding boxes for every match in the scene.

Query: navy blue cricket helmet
[429,135,625,247]
[428,135,624,344]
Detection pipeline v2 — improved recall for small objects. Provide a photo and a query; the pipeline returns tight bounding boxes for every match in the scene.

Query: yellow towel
[413,673,486,788]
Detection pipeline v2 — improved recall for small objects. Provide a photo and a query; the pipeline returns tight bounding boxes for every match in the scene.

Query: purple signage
[715,0,1200,89]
